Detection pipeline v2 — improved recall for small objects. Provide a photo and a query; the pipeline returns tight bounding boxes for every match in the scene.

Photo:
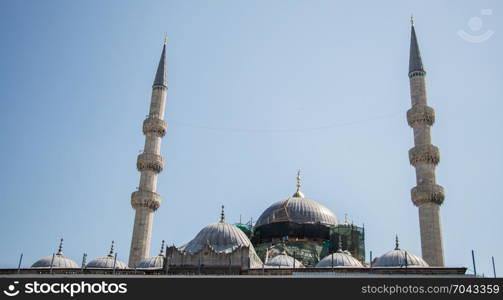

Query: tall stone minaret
[406,20,445,266]
[128,41,168,267]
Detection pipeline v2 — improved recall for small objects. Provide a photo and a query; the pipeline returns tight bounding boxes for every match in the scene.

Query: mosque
[3,21,468,276]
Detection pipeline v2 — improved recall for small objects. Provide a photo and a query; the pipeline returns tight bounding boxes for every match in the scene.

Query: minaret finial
[109,240,115,256]
[337,236,343,252]
[395,235,400,250]
[57,238,64,255]
[292,170,305,198]
[220,205,225,222]
[164,33,168,45]
[410,14,414,26]
[159,240,165,256]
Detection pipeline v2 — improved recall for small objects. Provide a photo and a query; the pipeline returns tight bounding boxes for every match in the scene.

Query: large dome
[255,172,337,227]
[255,196,337,227]
[373,237,429,267]
[31,239,79,269]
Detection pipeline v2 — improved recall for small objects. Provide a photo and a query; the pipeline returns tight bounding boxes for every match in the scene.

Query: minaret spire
[129,41,169,267]
[154,41,167,87]
[406,21,445,266]
[409,21,424,73]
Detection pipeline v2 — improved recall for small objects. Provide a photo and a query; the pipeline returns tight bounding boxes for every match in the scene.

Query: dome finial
[159,240,165,256]
[57,238,64,255]
[337,236,343,253]
[395,235,400,250]
[109,240,115,256]
[220,205,225,222]
[292,170,305,198]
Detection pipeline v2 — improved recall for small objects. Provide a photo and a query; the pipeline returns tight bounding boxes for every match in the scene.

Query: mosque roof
[373,236,429,267]
[86,241,128,269]
[137,240,166,269]
[31,239,79,268]
[255,172,337,228]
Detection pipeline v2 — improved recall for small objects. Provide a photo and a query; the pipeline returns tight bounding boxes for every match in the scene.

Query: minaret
[406,19,445,266]
[128,40,168,267]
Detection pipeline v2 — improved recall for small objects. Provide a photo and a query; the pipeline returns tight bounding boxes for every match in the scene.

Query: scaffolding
[320,223,365,262]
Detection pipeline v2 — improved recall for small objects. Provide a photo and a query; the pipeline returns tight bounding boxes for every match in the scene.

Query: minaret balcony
[143,117,167,137]
[407,105,435,127]
[409,144,440,166]
[137,153,164,173]
[411,184,444,206]
[131,190,161,211]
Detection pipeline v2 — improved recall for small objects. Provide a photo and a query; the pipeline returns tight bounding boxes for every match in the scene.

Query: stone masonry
[128,42,168,267]
[407,22,445,266]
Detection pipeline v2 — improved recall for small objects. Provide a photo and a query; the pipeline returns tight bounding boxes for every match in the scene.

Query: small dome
[137,240,166,269]
[265,253,304,268]
[316,250,363,268]
[87,241,127,269]
[373,236,429,267]
[31,239,79,269]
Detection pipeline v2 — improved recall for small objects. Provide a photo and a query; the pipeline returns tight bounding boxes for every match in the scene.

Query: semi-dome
[255,172,337,227]
[180,206,263,267]
[137,240,166,269]
[265,252,304,268]
[373,236,429,267]
[316,250,363,268]
[86,241,128,269]
[31,239,79,268]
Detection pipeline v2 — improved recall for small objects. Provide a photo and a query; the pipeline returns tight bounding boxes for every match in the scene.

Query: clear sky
[0,0,501,276]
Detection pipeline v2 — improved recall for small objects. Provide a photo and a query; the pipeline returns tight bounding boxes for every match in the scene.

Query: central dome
[256,172,336,227]
[253,172,337,243]
[255,197,337,227]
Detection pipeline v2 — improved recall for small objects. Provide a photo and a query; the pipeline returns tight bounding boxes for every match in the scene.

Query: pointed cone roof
[409,24,424,73]
[153,42,167,86]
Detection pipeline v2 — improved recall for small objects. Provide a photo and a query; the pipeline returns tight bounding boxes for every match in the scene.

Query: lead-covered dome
[181,221,255,253]
[255,172,337,227]
[86,241,128,269]
[31,239,79,268]
[137,240,166,269]
[255,197,337,227]
[373,236,429,267]
[316,250,363,268]
[265,252,304,268]
[180,207,263,268]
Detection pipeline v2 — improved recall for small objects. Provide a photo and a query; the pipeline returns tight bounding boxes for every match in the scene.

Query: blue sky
[0,0,501,276]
